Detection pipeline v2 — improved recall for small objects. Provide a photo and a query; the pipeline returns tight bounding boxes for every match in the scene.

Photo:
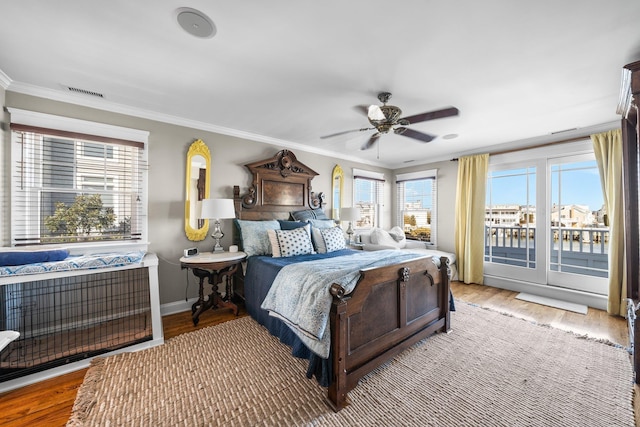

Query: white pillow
[267,224,314,258]
[370,227,406,249]
[388,226,407,246]
[311,226,346,254]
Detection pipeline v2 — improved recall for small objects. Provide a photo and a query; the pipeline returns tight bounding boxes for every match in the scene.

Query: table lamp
[340,207,361,245]
[200,198,236,252]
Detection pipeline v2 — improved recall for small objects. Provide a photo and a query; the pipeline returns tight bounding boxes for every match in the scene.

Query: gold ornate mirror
[332,164,344,220]
[185,139,211,241]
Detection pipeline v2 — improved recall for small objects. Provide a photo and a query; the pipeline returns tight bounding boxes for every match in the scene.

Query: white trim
[395,168,437,182]
[6,107,149,143]
[161,297,200,316]
[353,168,385,180]
[0,69,11,89]
[484,274,607,311]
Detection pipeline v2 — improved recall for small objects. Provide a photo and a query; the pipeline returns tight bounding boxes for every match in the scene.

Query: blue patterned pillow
[311,226,346,254]
[267,224,314,258]
[234,219,280,257]
[290,208,328,221]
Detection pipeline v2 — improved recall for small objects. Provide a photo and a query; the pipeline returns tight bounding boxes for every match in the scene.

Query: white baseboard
[160,297,199,316]
[483,275,608,311]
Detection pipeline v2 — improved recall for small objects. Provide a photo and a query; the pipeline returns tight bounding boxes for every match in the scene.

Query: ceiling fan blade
[395,127,436,143]
[400,107,459,125]
[361,133,381,150]
[320,127,373,139]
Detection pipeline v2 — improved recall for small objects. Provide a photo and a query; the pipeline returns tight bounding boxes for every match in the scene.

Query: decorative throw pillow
[370,227,406,249]
[277,220,307,230]
[388,226,407,246]
[291,208,329,221]
[234,219,280,257]
[0,249,70,267]
[307,218,335,229]
[267,224,314,258]
[312,226,346,254]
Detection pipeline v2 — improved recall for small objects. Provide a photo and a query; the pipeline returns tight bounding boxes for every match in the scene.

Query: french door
[484,143,609,296]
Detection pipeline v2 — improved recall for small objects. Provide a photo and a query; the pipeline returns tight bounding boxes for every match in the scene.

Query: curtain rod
[450,134,594,161]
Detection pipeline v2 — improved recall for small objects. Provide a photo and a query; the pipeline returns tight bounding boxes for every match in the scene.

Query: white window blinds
[353,168,385,228]
[396,169,437,245]
[9,110,149,247]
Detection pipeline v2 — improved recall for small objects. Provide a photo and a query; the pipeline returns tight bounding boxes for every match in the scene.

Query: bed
[232,149,451,411]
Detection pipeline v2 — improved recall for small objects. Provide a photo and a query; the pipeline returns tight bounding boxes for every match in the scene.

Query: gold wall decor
[185,139,211,241]
[332,164,344,220]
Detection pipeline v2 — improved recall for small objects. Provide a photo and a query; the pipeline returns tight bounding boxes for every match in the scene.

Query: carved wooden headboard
[233,149,324,221]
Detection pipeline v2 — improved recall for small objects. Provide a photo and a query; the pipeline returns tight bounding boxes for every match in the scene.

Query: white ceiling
[1,1,639,169]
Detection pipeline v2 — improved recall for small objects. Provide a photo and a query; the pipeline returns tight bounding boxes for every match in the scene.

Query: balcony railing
[485,225,609,278]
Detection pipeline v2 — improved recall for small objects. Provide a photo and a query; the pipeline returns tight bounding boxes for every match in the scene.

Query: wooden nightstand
[180,251,246,326]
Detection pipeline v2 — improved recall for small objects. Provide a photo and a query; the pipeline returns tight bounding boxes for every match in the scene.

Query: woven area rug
[67,302,635,426]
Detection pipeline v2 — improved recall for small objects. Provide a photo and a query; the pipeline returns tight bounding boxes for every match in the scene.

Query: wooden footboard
[328,255,450,411]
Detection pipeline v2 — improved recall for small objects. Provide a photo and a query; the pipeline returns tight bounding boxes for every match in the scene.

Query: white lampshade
[340,207,360,222]
[200,198,236,220]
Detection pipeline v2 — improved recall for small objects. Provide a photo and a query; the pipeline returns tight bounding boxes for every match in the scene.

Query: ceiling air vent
[65,86,104,98]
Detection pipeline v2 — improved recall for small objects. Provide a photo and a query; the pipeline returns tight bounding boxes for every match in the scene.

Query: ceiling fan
[321,92,459,150]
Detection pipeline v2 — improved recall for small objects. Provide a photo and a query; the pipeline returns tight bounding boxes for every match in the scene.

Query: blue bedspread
[244,249,455,387]
[261,250,427,358]
[244,249,356,385]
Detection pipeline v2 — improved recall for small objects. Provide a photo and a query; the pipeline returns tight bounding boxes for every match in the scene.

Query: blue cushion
[290,208,328,221]
[307,219,335,229]
[234,219,280,257]
[277,220,307,230]
[0,249,70,267]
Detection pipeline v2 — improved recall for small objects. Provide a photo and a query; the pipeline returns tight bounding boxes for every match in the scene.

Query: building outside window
[353,168,384,229]
[396,169,437,246]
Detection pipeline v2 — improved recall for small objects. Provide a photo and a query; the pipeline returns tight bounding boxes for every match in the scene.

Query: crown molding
[388,120,620,170]
[5,81,387,169]
[0,68,11,89]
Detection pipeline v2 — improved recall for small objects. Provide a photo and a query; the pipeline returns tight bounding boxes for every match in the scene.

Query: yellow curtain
[454,154,489,284]
[591,129,626,317]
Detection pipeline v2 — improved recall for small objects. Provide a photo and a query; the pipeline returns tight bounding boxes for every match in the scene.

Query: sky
[367,160,605,212]
[487,161,604,211]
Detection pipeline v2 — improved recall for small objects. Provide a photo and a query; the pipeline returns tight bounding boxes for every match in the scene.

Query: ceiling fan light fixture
[367,105,385,121]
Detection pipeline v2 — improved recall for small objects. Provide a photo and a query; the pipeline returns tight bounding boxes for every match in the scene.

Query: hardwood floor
[452,282,628,346]
[0,282,629,427]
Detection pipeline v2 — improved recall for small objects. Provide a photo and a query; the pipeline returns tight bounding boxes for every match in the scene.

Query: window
[353,168,384,229]
[8,109,148,247]
[396,170,437,245]
[484,140,608,296]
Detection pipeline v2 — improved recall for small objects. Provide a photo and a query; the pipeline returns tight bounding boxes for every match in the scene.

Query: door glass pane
[549,160,608,278]
[485,167,536,268]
